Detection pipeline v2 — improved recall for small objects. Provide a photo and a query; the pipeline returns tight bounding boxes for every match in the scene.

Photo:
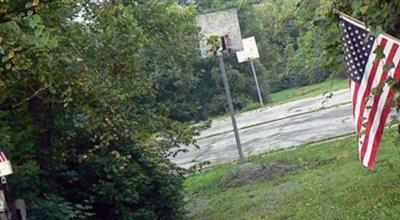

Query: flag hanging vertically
[339,13,400,169]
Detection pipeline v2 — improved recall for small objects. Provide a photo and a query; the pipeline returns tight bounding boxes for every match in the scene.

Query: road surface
[172,89,355,168]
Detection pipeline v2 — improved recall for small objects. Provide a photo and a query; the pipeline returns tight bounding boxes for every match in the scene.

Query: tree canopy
[1,0,201,218]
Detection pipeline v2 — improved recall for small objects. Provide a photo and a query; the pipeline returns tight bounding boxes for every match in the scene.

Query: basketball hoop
[196,9,243,58]
[196,9,245,162]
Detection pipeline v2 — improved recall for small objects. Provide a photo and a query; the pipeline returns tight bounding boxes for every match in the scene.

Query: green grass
[240,101,264,112]
[184,128,400,219]
[239,79,347,114]
[268,78,348,105]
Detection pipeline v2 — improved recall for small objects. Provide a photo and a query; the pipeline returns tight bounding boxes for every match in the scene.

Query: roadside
[172,102,354,168]
[204,79,348,139]
[268,78,348,105]
[184,128,400,219]
[171,79,351,168]
[240,78,348,113]
[200,89,351,139]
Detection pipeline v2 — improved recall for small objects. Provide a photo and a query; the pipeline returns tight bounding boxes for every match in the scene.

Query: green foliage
[372,86,384,96]
[207,35,221,55]
[31,195,94,220]
[185,128,400,219]
[374,45,386,61]
[0,0,202,219]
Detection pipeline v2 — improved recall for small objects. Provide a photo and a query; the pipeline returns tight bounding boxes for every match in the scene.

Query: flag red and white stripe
[340,13,400,169]
[0,152,8,163]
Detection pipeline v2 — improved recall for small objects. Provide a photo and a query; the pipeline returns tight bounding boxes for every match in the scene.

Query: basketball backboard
[196,9,243,58]
[236,36,260,63]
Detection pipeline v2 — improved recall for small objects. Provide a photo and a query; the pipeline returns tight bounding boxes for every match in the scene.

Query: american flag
[0,151,8,163]
[339,13,400,169]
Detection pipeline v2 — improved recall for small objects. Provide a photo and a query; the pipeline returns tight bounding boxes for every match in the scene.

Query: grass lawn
[240,78,347,113]
[268,78,348,105]
[184,128,400,219]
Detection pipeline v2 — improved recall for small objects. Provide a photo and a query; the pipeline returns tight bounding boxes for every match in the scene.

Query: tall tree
[1,0,201,219]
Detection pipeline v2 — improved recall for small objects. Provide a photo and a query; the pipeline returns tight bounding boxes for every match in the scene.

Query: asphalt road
[172,89,355,168]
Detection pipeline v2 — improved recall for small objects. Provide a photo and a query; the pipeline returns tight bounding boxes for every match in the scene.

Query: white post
[249,59,263,106]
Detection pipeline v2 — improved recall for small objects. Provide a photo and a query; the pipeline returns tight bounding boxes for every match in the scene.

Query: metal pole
[217,53,244,163]
[249,59,264,106]
[1,177,17,220]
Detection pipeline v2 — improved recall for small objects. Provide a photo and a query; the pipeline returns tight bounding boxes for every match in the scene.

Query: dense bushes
[0,0,200,219]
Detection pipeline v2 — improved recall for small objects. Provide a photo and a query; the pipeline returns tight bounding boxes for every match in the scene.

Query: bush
[0,1,200,219]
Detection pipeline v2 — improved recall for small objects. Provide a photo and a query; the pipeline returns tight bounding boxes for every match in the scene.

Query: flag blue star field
[339,13,400,169]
